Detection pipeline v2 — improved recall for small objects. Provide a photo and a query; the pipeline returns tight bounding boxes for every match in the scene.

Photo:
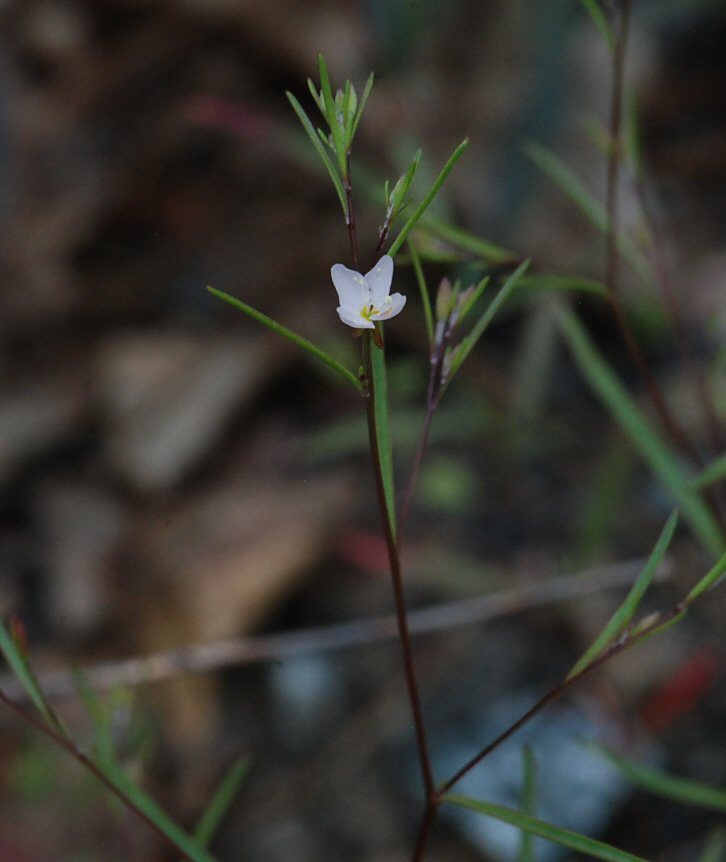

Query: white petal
[337,305,375,329]
[331,263,367,308]
[364,255,394,306]
[370,292,406,321]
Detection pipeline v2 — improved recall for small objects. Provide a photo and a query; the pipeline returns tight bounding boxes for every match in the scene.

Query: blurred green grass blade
[579,0,614,50]
[699,827,726,862]
[371,338,397,538]
[685,551,726,604]
[567,511,678,679]
[388,139,469,258]
[0,618,64,734]
[101,760,219,862]
[286,91,346,215]
[448,260,530,382]
[419,216,515,265]
[317,54,345,175]
[523,141,652,285]
[446,794,647,861]
[408,241,434,344]
[194,757,250,848]
[207,287,362,393]
[518,273,608,298]
[72,668,116,767]
[691,451,726,490]
[595,748,726,813]
[518,746,537,862]
[558,308,725,557]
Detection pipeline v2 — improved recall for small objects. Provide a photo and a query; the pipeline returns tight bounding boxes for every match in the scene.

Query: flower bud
[435,277,453,322]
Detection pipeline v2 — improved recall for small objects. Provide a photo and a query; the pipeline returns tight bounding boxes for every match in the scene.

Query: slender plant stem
[362,332,436,801]
[602,0,703,471]
[439,598,687,795]
[411,797,440,862]
[345,152,360,270]
[0,688,200,861]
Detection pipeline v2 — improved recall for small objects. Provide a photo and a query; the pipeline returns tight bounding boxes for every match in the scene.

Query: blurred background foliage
[0,0,725,859]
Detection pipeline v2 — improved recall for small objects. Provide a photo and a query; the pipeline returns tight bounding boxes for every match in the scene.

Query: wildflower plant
[1,6,726,860]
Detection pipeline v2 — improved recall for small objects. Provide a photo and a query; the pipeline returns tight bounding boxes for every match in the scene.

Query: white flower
[331,255,406,329]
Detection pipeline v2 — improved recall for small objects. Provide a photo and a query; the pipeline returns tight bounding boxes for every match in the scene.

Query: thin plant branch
[0,559,668,703]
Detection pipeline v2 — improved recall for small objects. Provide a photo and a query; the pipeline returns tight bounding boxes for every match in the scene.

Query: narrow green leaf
[388,139,470,258]
[558,308,725,557]
[448,260,530,382]
[72,668,116,768]
[518,746,537,862]
[371,336,397,538]
[699,827,726,862]
[523,141,652,285]
[595,748,726,813]
[317,54,346,176]
[518,273,608,298]
[207,287,362,393]
[306,78,324,116]
[351,72,374,140]
[408,241,434,344]
[624,88,642,175]
[420,215,515,265]
[286,91,346,215]
[100,759,219,862]
[685,551,726,604]
[446,794,647,862]
[194,757,250,848]
[458,276,491,323]
[579,0,615,50]
[691,451,726,490]
[567,511,678,679]
[0,618,64,734]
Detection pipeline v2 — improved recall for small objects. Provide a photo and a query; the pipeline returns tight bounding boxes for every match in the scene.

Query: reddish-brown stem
[345,152,360,270]
[362,333,436,801]
[438,599,687,795]
[0,688,197,860]
[411,796,441,862]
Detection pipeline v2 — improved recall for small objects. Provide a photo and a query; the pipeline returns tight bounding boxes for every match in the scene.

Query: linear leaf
[194,757,250,848]
[100,759,219,862]
[558,308,725,557]
[567,511,678,679]
[370,336,397,538]
[579,0,615,50]
[685,551,726,604]
[408,241,433,344]
[458,276,491,323]
[523,141,652,285]
[446,794,647,862]
[595,748,726,813]
[448,260,530,382]
[691,451,726,490]
[351,72,374,140]
[388,139,469,257]
[286,91,346,215]
[207,287,362,393]
[518,746,537,862]
[0,617,64,734]
[317,54,346,176]
[419,215,515,265]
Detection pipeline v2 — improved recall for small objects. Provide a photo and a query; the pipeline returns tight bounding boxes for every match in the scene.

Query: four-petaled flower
[331,255,406,329]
